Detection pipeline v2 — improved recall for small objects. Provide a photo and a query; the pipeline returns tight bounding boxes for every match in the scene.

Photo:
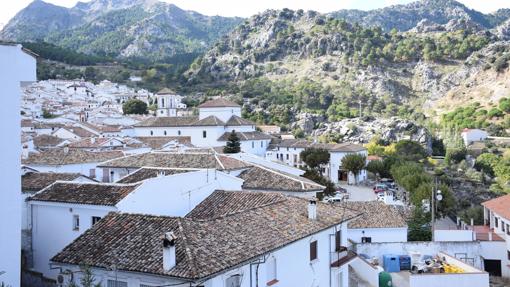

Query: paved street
[339,184,378,201]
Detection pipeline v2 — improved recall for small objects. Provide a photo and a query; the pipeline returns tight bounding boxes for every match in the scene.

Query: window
[252,141,255,148]
[293,154,297,163]
[266,256,277,285]
[335,230,342,252]
[150,130,153,136]
[161,98,165,108]
[495,217,499,228]
[286,154,289,160]
[507,224,509,235]
[164,130,167,136]
[503,223,506,232]
[361,237,372,243]
[89,168,96,178]
[225,275,241,287]
[261,141,263,147]
[72,215,79,231]
[178,130,181,136]
[310,240,318,261]
[508,250,510,260]
[203,130,207,138]
[92,216,101,225]
[107,280,128,287]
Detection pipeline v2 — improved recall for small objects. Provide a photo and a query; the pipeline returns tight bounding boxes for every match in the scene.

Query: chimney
[63,146,69,154]
[22,145,29,159]
[308,199,317,220]
[162,232,177,270]
[91,137,96,144]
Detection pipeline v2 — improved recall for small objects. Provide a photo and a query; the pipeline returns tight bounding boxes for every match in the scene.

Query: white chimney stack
[22,145,29,159]
[63,146,69,154]
[308,199,317,220]
[162,231,177,270]
[91,137,96,144]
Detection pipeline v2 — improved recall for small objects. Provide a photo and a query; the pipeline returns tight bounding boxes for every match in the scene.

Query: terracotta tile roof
[134,116,198,128]
[193,115,225,126]
[134,137,192,149]
[52,191,361,279]
[198,98,240,108]
[67,138,119,148]
[117,168,195,184]
[21,119,33,127]
[63,127,97,138]
[482,194,510,221]
[238,165,324,192]
[21,172,86,193]
[22,149,124,165]
[157,88,177,94]
[98,152,249,171]
[217,131,273,141]
[269,139,366,152]
[29,182,138,206]
[33,134,66,148]
[346,201,407,229]
[225,115,255,126]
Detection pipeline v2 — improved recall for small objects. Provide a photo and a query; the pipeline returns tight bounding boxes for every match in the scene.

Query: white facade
[26,162,106,181]
[57,222,352,287]
[156,93,185,117]
[266,146,368,185]
[0,43,36,287]
[348,227,408,243]
[462,129,488,146]
[483,205,510,277]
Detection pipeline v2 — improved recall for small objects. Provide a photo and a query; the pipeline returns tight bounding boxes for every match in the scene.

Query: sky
[2,0,510,28]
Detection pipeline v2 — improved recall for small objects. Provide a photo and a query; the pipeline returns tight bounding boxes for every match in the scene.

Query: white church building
[134,97,272,156]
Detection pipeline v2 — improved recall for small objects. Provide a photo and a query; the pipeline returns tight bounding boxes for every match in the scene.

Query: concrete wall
[134,126,226,147]
[27,162,104,181]
[218,139,270,156]
[229,152,305,176]
[348,227,408,243]
[409,273,488,287]
[349,257,381,287]
[30,202,115,278]
[434,230,474,242]
[0,44,36,287]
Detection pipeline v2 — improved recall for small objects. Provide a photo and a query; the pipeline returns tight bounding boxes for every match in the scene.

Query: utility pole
[359,99,362,118]
[431,177,442,242]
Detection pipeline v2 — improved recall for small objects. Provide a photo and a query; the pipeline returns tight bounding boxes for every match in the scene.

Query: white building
[266,139,368,185]
[28,170,243,278]
[134,98,272,156]
[156,88,186,117]
[51,191,361,287]
[0,43,36,287]
[461,128,488,146]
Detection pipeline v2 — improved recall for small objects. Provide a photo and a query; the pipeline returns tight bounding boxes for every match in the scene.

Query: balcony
[330,246,356,267]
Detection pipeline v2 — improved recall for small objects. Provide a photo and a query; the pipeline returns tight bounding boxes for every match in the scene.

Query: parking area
[339,184,378,201]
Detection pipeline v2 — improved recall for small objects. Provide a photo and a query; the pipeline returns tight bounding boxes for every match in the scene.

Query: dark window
[507,224,509,235]
[335,230,342,251]
[286,154,289,160]
[178,130,181,135]
[164,131,167,136]
[508,251,510,260]
[72,215,79,231]
[361,237,372,243]
[310,241,318,261]
[92,216,101,225]
[150,130,153,136]
[495,218,499,228]
[503,223,506,232]
[203,131,207,138]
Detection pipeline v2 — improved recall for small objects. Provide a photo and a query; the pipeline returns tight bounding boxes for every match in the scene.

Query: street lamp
[431,184,442,241]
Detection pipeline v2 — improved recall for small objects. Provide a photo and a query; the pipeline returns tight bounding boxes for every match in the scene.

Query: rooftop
[98,152,251,171]
[197,98,240,108]
[52,191,361,279]
[29,182,139,206]
[217,131,273,141]
[482,194,510,221]
[22,172,87,193]
[22,149,124,165]
[238,165,324,192]
[32,134,66,148]
[134,136,192,149]
[117,168,195,184]
[346,201,408,229]
[157,88,178,95]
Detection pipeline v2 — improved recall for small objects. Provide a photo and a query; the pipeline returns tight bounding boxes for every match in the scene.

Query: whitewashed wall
[0,44,36,287]
[348,227,408,243]
[26,163,104,181]
[199,106,241,122]
[229,152,305,176]
[434,229,474,242]
[30,202,115,278]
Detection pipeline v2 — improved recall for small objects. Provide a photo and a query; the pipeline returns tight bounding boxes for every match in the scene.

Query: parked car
[373,184,387,193]
[336,187,347,193]
[325,193,349,203]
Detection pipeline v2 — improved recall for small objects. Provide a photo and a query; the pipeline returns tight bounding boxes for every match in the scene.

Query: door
[337,271,344,287]
[484,259,502,276]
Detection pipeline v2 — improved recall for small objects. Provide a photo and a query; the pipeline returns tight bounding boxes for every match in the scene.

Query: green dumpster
[379,271,392,287]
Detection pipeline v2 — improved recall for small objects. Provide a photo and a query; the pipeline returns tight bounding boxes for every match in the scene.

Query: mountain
[187,6,510,129]
[0,0,243,61]
[330,0,510,31]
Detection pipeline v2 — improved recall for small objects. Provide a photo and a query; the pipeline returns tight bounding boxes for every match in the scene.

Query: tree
[408,208,431,241]
[474,153,499,176]
[223,131,241,153]
[42,109,55,119]
[122,99,148,115]
[459,206,484,225]
[84,67,97,82]
[341,154,366,184]
[66,265,102,287]
[300,148,330,171]
[445,148,467,164]
[394,140,427,162]
[366,160,385,179]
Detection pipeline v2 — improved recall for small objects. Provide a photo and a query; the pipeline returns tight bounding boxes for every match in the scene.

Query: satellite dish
[436,194,443,201]
[57,275,64,284]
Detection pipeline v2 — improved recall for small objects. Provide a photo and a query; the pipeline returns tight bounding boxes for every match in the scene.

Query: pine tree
[223,130,241,153]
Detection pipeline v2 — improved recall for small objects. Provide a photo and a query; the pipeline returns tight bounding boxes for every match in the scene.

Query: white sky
[2,0,510,28]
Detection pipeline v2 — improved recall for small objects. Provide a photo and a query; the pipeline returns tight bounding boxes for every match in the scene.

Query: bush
[445,148,467,164]
[488,108,503,118]
[122,99,148,115]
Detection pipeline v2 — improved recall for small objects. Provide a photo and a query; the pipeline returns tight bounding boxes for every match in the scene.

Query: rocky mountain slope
[187,5,510,128]
[0,0,242,61]
[330,0,510,32]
